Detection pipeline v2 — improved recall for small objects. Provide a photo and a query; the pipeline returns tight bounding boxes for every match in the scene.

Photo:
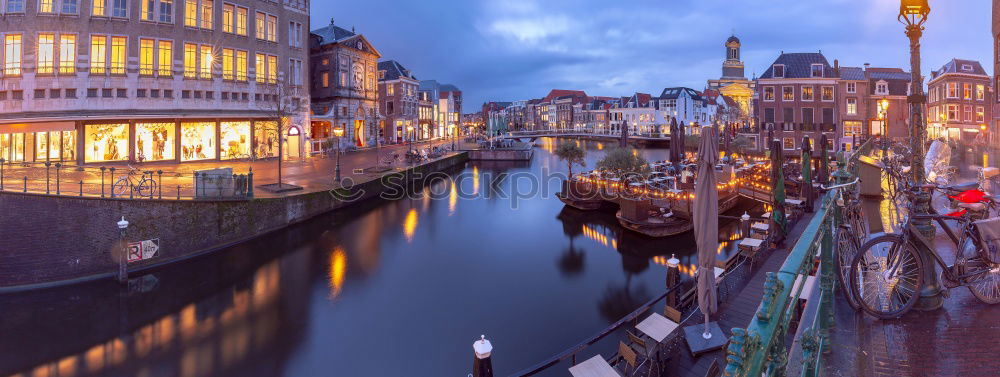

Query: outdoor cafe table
[636,312,680,343]
[568,355,622,377]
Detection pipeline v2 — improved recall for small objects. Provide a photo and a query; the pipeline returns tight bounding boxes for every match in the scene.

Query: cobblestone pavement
[0,139,464,198]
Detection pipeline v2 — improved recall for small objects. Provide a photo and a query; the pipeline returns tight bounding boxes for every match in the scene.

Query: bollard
[109,167,116,198]
[0,158,5,190]
[666,254,680,309]
[740,211,750,238]
[79,180,83,196]
[100,166,106,197]
[247,167,254,198]
[472,335,493,377]
[177,185,181,200]
[44,161,51,194]
[23,176,27,192]
[55,163,61,195]
[157,170,163,199]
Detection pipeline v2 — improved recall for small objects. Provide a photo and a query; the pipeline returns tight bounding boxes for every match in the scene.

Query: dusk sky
[314,0,991,110]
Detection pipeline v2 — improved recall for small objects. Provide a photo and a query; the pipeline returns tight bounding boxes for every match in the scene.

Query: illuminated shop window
[135,122,176,162]
[85,124,129,162]
[34,131,62,161]
[1,133,27,162]
[61,131,76,161]
[180,122,216,161]
[220,121,250,159]
[253,121,278,158]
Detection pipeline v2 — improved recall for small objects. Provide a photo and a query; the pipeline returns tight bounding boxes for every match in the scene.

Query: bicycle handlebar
[819,178,860,191]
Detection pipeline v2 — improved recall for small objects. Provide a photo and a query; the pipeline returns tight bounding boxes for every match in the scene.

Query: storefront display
[85,124,129,163]
[135,122,176,162]
[220,121,251,160]
[254,121,278,159]
[181,122,216,161]
[34,131,63,161]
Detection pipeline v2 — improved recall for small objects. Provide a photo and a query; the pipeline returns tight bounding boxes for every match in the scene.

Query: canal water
[0,138,761,377]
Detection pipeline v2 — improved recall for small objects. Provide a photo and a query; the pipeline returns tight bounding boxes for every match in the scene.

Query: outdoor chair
[626,330,659,374]
[614,341,647,376]
[704,359,722,377]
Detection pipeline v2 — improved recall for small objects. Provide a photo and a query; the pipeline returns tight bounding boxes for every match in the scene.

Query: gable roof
[839,66,865,81]
[658,87,702,101]
[932,58,988,78]
[378,60,417,81]
[310,22,381,57]
[542,89,587,103]
[759,52,837,79]
[867,67,911,96]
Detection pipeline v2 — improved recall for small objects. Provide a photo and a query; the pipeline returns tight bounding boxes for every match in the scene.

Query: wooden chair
[664,306,682,323]
[626,330,658,374]
[614,341,645,376]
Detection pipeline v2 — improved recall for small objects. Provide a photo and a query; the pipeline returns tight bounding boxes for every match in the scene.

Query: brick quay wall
[0,153,469,291]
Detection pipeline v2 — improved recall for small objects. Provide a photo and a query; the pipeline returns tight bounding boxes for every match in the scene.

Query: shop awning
[0,121,75,133]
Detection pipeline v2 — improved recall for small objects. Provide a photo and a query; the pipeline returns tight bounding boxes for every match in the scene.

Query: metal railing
[723,138,872,377]
[0,159,254,200]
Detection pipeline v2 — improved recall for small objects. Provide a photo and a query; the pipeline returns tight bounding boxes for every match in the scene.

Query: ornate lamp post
[878,98,890,137]
[117,216,129,283]
[407,125,415,154]
[333,127,344,182]
[899,0,942,310]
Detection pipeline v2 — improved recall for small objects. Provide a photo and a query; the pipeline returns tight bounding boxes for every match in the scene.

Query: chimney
[864,62,871,71]
[834,59,839,70]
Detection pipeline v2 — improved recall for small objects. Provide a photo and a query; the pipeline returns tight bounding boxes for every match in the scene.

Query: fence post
[55,163,61,195]
[100,166,106,197]
[44,161,51,194]
[472,335,494,377]
[23,176,27,192]
[819,212,834,355]
[79,180,83,196]
[109,167,116,198]
[157,170,163,199]
[177,185,181,200]
[0,158,5,190]
[247,167,254,198]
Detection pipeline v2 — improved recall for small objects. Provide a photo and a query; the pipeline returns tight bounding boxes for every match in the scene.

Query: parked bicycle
[848,183,1000,319]
[112,165,157,198]
[821,178,867,311]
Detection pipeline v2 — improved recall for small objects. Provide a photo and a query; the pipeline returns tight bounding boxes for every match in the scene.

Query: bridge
[501,130,677,145]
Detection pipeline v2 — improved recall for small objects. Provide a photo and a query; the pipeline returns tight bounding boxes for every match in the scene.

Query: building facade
[0,0,310,165]
[707,35,754,121]
[657,87,706,127]
[927,59,992,142]
[309,20,379,148]
[756,52,839,155]
[419,80,462,138]
[377,60,418,143]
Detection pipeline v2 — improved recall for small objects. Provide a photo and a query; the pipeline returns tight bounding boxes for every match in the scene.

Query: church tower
[722,35,746,80]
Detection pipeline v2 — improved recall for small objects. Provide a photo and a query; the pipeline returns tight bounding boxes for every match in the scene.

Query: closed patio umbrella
[684,125,727,354]
[771,139,787,234]
[620,120,629,148]
[801,137,813,212]
[818,134,829,185]
[671,118,681,173]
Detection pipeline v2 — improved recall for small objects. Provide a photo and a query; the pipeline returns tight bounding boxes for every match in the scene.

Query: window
[199,44,212,79]
[782,86,793,101]
[763,108,774,124]
[40,0,53,12]
[142,0,153,20]
[964,83,972,99]
[844,121,862,137]
[289,21,303,48]
[822,108,833,124]
[977,106,985,122]
[947,104,958,120]
[111,0,126,17]
[802,108,814,125]
[139,38,154,75]
[200,0,212,29]
[235,6,247,35]
[185,0,197,26]
[846,82,856,93]
[89,35,106,74]
[387,84,395,96]
[255,53,264,83]
[763,86,774,101]
[847,98,857,115]
[266,14,277,42]
[235,49,247,81]
[977,84,985,101]
[961,64,973,72]
[801,86,814,101]
[947,82,958,98]
[221,48,233,80]
[289,59,302,85]
[159,0,172,22]
[6,0,23,12]
[255,12,265,39]
[321,71,328,87]
[783,137,794,150]
[964,105,973,121]
[222,3,233,33]
[184,42,197,78]
[92,0,104,15]
[266,54,276,83]
[109,36,125,74]
[37,33,55,75]
[58,34,75,74]
[810,64,824,78]
[772,64,784,78]
[875,82,888,95]
[821,86,834,101]
[3,34,21,75]
[339,72,346,87]
[157,40,172,76]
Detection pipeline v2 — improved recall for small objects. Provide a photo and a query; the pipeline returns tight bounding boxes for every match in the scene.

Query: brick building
[377,60,419,143]
[756,52,839,155]
[309,19,380,148]
[0,0,310,164]
[927,59,992,142]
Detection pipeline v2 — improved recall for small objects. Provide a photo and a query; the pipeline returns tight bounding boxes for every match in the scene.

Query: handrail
[513,290,671,376]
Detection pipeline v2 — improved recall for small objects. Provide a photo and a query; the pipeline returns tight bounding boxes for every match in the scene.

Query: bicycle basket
[974,217,1000,264]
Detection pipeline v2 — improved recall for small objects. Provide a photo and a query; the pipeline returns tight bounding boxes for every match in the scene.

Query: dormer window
[810,64,824,78]
[357,41,363,50]
[773,64,785,78]
[961,64,973,72]
[875,80,889,95]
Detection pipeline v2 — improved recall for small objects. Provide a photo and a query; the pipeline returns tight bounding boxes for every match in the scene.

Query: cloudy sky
[314,0,991,111]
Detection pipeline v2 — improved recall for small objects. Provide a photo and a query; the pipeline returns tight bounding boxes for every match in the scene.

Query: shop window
[85,123,129,162]
[180,122,216,161]
[220,121,250,159]
[61,131,75,161]
[135,122,175,162]
[254,121,278,158]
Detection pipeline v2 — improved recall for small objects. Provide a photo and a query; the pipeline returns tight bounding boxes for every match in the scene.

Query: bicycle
[112,165,157,198]
[821,178,868,311]
[847,184,1000,319]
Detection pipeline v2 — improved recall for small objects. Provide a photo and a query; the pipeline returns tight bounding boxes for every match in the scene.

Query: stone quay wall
[0,153,468,291]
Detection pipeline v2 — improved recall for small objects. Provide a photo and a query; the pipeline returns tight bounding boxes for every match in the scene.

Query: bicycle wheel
[847,201,869,245]
[138,179,157,198]
[112,177,130,197]
[963,250,1000,304]
[836,224,862,310]
[849,233,923,319]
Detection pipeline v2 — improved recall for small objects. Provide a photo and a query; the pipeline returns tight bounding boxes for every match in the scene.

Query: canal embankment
[0,152,469,291]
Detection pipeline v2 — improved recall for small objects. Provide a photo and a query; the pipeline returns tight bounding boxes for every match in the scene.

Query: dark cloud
[314,0,991,111]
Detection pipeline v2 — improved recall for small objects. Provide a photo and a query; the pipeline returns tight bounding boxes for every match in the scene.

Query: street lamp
[333,127,344,182]
[877,98,890,137]
[407,125,415,155]
[117,216,129,283]
[899,0,941,310]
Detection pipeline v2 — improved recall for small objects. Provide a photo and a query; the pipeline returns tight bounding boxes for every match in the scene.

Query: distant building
[419,80,462,138]
[378,60,420,143]
[756,52,839,155]
[927,59,992,142]
[707,35,754,122]
[310,20,381,148]
[656,87,707,127]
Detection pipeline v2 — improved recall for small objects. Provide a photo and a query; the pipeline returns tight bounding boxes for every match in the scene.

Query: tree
[555,142,586,177]
[597,147,650,182]
[731,135,753,160]
[257,75,307,191]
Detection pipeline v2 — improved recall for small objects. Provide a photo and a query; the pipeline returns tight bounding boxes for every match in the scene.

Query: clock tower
[708,34,754,121]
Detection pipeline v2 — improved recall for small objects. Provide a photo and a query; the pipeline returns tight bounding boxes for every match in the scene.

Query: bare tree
[256,75,306,191]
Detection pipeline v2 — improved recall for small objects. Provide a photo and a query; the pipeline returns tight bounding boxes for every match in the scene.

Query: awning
[0,121,76,133]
